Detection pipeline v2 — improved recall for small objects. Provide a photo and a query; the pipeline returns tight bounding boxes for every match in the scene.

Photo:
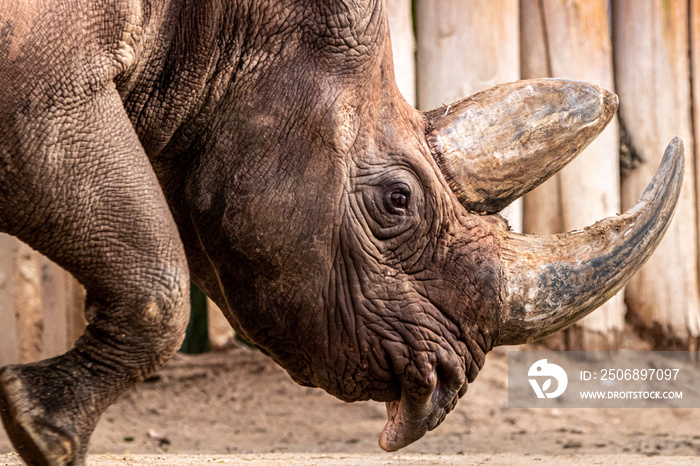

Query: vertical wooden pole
[690,0,700,350]
[41,257,84,357]
[614,0,700,349]
[386,0,416,107]
[520,0,563,238]
[207,298,235,350]
[415,0,522,231]
[0,234,19,366]
[65,275,86,347]
[14,242,43,363]
[519,0,624,350]
[0,235,85,365]
[40,256,68,359]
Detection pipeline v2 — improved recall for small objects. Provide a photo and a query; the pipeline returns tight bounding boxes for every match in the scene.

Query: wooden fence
[389,0,700,351]
[1,0,698,366]
[0,234,85,366]
[0,233,234,365]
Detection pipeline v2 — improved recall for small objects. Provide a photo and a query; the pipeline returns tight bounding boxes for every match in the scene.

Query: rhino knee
[91,262,192,363]
[140,263,191,351]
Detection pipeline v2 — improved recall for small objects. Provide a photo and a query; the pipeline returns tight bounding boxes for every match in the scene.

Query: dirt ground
[1,343,700,464]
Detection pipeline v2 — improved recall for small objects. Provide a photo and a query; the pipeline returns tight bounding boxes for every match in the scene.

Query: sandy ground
[1,344,699,464]
[2,452,700,465]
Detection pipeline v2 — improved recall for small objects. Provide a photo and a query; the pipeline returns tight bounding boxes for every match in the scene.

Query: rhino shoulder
[0,0,145,91]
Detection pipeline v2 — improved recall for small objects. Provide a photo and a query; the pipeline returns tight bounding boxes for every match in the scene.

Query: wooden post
[40,256,68,359]
[14,242,43,363]
[519,0,563,237]
[690,0,700,350]
[65,275,86,347]
[207,298,235,350]
[0,235,85,365]
[386,0,416,107]
[520,0,624,350]
[415,0,522,231]
[614,0,700,349]
[0,234,19,366]
[40,258,85,358]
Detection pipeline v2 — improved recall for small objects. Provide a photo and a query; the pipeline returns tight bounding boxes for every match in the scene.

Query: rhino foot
[0,365,85,466]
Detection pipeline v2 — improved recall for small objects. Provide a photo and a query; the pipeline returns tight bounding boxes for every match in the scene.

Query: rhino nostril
[448,393,459,412]
[433,363,464,407]
[427,408,445,431]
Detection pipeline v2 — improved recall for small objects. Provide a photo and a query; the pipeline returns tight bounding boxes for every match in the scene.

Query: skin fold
[0,0,684,464]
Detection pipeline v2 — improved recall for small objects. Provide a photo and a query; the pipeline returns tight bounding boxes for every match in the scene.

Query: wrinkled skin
[157,0,501,447]
[0,0,684,464]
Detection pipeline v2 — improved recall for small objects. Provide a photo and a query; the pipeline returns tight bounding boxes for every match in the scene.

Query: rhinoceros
[0,0,683,464]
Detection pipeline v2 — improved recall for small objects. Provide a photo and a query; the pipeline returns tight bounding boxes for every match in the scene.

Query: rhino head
[181,1,683,451]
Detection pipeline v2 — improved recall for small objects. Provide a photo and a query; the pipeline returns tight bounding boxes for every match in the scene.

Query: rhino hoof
[0,366,81,466]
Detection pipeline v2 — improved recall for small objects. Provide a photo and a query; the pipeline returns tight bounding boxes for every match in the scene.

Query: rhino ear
[424,79,618,214]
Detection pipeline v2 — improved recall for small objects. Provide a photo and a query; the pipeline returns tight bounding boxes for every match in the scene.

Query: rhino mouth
[379,373,449,451]
[377,347,467,451]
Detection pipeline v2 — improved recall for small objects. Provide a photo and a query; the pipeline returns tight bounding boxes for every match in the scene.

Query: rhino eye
[390,192,408,209]
[387,188,410,212]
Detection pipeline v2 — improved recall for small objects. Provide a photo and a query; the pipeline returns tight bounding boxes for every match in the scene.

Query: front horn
[425,79,618,214]
[496,137,684,346]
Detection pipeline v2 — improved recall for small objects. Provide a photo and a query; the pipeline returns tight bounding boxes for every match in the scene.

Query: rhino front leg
[0,86,190,466]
